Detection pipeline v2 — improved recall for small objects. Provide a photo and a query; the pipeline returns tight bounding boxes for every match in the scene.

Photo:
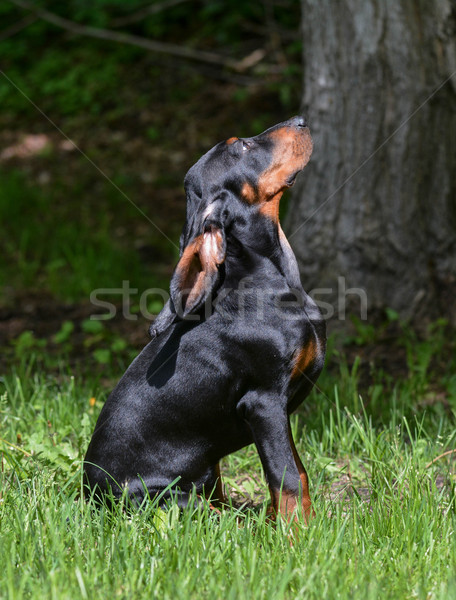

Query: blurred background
[1,0,455,381]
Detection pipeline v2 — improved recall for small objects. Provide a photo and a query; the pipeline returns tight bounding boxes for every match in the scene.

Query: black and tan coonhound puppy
[84,116,326,520]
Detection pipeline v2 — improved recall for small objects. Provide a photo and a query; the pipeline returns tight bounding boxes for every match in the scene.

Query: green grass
[1,326,456,600]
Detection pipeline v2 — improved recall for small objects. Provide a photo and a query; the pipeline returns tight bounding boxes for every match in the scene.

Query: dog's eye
[241,140,251,152]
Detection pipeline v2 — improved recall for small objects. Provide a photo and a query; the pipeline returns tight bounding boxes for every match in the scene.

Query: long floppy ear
[170,222,226,318]
[178,176,206,253]
[149,195,227,337]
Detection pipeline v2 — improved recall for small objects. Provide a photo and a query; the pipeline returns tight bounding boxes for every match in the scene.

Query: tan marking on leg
[269,487,299,520]
[204,462,226,511]
[288,418,314,521]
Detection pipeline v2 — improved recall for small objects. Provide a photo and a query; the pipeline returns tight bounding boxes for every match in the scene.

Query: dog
[84,116,326,520]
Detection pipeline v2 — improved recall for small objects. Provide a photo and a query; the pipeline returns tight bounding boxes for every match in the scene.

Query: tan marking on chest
[258,191,282,223]
[291,338,317,379]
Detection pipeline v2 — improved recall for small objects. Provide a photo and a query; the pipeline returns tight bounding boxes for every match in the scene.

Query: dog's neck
[229,214,303,292]
[258,192,303,291]
[277,224,302,290]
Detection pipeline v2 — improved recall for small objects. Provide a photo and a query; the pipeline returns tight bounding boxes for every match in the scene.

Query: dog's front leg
[237,392,312,521]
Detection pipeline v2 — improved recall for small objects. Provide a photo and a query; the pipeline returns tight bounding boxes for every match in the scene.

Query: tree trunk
[286,0,456,327]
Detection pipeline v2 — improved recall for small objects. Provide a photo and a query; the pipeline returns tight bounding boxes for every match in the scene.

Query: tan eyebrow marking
[226,137,239,145]
[241,182,257,204]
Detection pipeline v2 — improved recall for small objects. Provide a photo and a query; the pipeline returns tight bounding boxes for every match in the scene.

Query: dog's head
[170,116,313,318]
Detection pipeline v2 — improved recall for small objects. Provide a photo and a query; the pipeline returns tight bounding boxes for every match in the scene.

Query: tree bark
[286,0,456,326]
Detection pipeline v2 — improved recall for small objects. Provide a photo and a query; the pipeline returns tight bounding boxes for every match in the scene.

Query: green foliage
[80,318,135,366]
[92,347,112,364]
[13,331,47,358]
[8,318,137,374]
[53,321,75,344]
[346,316,378,346]
[81,319,104,335]
[0,1,302,120]
[0,47,122,117]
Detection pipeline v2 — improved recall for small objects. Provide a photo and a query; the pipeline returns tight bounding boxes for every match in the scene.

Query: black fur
[84,117,326,518]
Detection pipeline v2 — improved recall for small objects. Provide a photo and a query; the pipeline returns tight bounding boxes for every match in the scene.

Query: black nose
[292,115,307,128]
